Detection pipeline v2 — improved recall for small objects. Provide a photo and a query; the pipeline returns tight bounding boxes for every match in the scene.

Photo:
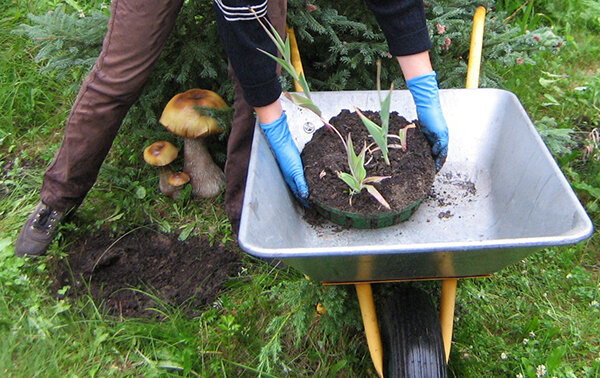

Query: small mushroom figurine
[159,89,227,199]
[167,172,190,199]
[143,141,179,197]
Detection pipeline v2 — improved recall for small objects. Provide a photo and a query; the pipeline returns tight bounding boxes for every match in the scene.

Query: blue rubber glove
[260,111,310,206]
[406,71,449,171]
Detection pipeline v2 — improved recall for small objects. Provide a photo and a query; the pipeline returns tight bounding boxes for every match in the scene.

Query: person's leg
[41,0,184,212]
[224,66,253,234]
[223,0,287,233]
[16,0,184,257]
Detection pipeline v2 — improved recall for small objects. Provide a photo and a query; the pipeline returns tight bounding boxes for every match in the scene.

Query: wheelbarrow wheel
[378,286,447,378]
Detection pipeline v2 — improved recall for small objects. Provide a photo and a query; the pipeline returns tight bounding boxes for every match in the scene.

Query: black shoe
[15,202,67,257]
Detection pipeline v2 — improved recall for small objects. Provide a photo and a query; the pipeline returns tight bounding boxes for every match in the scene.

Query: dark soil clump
[302,109,436,216]
[50,227,242,318]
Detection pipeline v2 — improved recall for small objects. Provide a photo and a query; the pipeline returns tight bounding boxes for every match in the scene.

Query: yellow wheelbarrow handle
[440,6,487,363]
[466,6,487,89]
[286,24,305,92]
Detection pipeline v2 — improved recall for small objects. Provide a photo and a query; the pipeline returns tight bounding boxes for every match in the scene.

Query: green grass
[1,0,599,376]
[449,242,600,377]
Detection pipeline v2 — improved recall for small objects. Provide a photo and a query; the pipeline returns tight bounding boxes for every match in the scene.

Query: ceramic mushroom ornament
[143,141,179,197]
[159,89,227,199]
[167,172,190,199]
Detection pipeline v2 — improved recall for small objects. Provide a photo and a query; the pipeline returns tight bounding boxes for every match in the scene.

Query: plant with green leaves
[337,133,391,209]
[252,9,321,117]
[354,60,394,164]
[389,123,416,152]
[353,61,418,165]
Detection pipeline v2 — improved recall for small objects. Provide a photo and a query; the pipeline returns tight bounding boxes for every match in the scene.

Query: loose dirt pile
[51,227,242,318]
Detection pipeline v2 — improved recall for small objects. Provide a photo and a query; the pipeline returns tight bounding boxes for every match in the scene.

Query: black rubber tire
[378,286,448,378]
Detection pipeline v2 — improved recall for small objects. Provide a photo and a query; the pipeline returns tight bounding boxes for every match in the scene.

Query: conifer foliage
[15,0,563,131]
[286,0,564,89]
[13,6,108,86]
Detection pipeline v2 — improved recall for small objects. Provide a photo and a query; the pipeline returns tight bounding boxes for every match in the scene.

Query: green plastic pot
[311,197,423,229]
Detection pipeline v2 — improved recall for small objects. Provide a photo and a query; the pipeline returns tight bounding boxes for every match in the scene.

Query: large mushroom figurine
[143,141,179,197]
[159,89,227,199]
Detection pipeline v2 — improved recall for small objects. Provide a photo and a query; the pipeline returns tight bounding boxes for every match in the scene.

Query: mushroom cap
[159,89,228,139]
[168,172,190,187]
[143,141,178,166]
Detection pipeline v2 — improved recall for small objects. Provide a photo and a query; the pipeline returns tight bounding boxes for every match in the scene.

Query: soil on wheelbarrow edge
[301,109,436,218]
[49,227,242,318]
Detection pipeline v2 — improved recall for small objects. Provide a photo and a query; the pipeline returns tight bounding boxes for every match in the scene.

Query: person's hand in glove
[259,111,310,206]
[406,71,449,171]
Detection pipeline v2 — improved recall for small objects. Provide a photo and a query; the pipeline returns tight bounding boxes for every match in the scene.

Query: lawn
[1,0,599,377]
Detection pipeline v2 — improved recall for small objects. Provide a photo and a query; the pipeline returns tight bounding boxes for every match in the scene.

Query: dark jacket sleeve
[214,0,281,107]
[365,0,432,56]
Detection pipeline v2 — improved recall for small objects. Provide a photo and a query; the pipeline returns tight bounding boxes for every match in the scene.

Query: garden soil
[302,109,436,217]
[50,227,242,318]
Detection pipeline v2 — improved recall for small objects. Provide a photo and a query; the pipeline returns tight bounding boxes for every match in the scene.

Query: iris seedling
[251,8,321,117]
[355,60,394,165]
[388,123,416,151]
[337,133,391,209]
[252,9,348,145]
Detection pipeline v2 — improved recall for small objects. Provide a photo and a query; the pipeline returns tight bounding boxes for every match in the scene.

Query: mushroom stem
[183,138,225,198]
[167,184,183,200]
[158,166,177,197]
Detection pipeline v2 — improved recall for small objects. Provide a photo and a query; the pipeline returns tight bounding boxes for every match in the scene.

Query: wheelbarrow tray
[238,89,593,283]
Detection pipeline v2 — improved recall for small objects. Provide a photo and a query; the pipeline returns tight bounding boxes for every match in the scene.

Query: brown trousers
[40,0,287,232]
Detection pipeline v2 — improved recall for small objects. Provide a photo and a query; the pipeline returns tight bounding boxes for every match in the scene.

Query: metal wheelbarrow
[238,7,593,377]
